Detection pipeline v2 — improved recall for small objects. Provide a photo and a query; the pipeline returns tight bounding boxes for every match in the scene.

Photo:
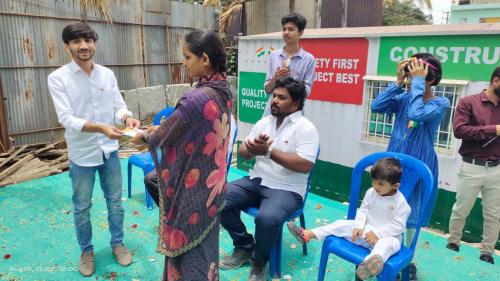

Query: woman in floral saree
[132,30,231,281]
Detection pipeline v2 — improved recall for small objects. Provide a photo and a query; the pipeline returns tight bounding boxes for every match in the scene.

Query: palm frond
[203,0,221,6]
[218,0,244,33]
[80,0,113,23]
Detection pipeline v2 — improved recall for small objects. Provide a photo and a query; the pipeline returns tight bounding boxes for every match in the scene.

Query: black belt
[463,157,499,167]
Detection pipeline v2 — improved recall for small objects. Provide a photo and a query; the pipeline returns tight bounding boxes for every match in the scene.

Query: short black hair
[370,157,402,186]
[491,66,500,83]
[62,22,98,44]
[281,12,307,31]
[273,77,307,110]
[411,53,442,86]
[184,30,227,73]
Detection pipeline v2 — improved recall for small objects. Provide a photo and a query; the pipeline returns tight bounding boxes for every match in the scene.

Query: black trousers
[220,176,303,265]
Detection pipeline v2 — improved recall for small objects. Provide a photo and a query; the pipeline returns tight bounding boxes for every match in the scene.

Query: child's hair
[411,52,442,86]
[370,157,402,185]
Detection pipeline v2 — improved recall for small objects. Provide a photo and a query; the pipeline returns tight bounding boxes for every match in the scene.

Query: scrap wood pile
[0,142,68,187]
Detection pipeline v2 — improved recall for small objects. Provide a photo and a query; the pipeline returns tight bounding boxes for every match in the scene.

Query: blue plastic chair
[243,147,320,279]
[127,106,175,210]
[317,152,434,281]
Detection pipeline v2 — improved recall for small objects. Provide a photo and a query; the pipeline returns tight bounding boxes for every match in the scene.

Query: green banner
[238,71,268,123]
[378,35,500,81]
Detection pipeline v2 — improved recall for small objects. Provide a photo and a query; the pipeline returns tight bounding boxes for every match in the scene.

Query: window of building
[362,76,468,156]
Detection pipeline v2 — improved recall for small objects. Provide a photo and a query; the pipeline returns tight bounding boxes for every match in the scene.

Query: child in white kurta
[288,157,411,280]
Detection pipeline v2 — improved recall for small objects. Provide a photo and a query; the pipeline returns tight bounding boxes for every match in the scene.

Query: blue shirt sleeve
[407,77,450,122]
[303,56,316,97]
[371,82,405,114]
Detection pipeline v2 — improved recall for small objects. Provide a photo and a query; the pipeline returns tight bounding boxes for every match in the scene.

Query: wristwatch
[264,146,274,159]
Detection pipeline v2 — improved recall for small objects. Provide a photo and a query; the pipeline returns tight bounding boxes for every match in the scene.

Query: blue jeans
[220,176,303,265]
[69,151,124,253]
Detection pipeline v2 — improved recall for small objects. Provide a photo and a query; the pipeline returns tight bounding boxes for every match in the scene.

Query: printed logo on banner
[238,71,267,123]
[255,47,275,58]
[301,38,369,105]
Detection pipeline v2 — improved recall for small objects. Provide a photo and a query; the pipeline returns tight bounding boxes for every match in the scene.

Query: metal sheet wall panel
[245,0,267,35]
[346,0,382,27]
[267,0,290,32]
[320,0,344,28]
[0,0,215,145]
[169,1,215,29]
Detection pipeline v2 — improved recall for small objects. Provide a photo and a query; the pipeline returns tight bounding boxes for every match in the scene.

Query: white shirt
[47,60,132,167]
[247,111,319,198]
[354,188,411,240]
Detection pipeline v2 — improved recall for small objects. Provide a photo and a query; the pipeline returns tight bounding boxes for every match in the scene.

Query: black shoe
[409,263,418,281]
[248,260,266,281]
[220,248,252,270]
[479,254,494,264]
[446,242,460,252]
[397,263,417,281]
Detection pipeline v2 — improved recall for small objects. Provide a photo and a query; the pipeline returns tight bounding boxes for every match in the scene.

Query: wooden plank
[37,149,67,159]
[2,165,50,182]
[32,143,57,156]
[0,153,34,181]
[13,142,50,151]
[0,169,52,187]
[53,162,69,171]
[0,145,27,169]
[10,158,45,177]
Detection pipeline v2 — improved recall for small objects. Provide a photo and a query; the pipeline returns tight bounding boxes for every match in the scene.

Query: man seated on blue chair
[288,158,411,280]
[220,77,319,281]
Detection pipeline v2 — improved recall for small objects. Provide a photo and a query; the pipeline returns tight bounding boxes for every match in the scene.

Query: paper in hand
[123,127,145,138]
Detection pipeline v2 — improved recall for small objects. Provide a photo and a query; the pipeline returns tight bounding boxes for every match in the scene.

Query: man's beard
[494,86,500,98]
[71,49,94,61]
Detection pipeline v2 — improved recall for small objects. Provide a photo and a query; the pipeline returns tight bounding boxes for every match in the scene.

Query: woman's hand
[408,58,428,79]
[130,133,145,145]
[147,125,160,134]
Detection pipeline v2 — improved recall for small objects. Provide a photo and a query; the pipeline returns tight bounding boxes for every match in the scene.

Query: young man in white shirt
[288,158,411,280]
[220,77,319,281]
[47,22,140,277]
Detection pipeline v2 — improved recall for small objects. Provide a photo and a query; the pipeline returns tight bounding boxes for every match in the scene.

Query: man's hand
[364,231,379,246]
[496,125,500,136]
[352,228,363,242]
[125,117,141,129]
[245,136,273,156]
[274,67,290,80]
[408,58,428,78]
[101,125,124,140]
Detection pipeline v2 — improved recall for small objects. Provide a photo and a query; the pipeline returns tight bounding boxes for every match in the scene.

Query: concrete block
[122,89,139,120]
[138,85,167,120]
[166,84,192,106]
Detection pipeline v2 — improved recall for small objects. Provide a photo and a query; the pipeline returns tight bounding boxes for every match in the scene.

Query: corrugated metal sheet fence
[0,0,215,148]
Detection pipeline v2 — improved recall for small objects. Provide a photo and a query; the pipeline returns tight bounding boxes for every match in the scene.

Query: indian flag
[267,47,275,54]
[256,47,265,57]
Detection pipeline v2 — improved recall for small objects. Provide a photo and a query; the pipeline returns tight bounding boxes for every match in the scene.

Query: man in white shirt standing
[47,22,140,277]
[220,77,319,281]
